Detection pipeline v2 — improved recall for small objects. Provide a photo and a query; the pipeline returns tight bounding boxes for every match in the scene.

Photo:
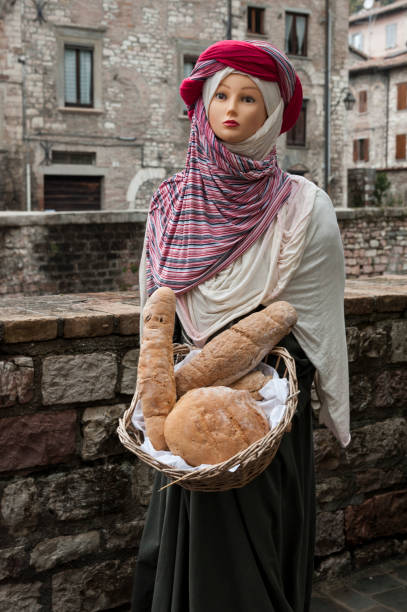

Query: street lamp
[343,90,356,111]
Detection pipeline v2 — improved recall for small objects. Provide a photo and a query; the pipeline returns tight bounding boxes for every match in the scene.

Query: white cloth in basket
[131,350,289,472]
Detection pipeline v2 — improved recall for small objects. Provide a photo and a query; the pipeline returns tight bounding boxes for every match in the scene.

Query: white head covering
[202,66,284,160]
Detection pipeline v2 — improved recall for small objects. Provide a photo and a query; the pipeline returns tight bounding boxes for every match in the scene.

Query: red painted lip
[223,120,239,127]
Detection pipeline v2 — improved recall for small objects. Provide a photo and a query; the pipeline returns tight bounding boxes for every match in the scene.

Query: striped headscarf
[145,40,302,296]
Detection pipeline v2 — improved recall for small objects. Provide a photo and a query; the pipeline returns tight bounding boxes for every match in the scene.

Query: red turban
[180,39,303,135]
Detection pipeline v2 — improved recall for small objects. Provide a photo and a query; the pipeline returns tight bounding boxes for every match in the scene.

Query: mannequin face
[208,73,267,144]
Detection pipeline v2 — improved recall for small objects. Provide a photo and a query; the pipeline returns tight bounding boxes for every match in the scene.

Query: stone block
[349,374,372,415]
[391,320,407,362]
[359,325,388,359]
[0,546,27,580]
[0,357,34,407]
[104,518,144,551]
[40,464,132,521]
[314,552,351,581]
[346,327,360,362]
[120,348,139,395]
[345,489,407,546]
[119,312,140,335]
[51,558,133,611]
[2,315,58,343]
[30,531,100,571]
[374,369,407,408]
[42,353,117,404]
[0,582,42,612]
[315,511,345,556]
[353,538,407,570]
[314,429,345,472]
[131,460,155,509]
[345,418,407,468]
[0,478,40,535]
[316,477,351,507]
[81,404,125,460]
[0,411,76,472]
[63,313,114,338]
[355,467,406,494]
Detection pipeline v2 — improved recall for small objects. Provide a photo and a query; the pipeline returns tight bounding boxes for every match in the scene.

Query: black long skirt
[131,334,316,612]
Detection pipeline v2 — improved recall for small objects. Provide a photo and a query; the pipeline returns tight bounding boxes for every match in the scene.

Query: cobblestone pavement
[311,556,407,611]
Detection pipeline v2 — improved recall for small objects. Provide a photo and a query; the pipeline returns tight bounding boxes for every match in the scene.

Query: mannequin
[132,39,349,612]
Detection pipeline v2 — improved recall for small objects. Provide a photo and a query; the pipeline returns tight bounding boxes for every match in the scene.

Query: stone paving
[311,556,407,611]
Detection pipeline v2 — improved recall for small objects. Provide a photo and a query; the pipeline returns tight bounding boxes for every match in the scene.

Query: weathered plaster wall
[0,280,406,609]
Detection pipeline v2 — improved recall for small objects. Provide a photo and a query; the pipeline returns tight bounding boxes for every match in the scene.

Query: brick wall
[0,280,406,609]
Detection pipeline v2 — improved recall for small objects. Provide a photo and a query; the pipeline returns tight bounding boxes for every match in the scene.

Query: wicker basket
[117,345,298,493]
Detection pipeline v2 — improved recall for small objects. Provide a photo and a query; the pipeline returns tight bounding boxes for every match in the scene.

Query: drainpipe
[324,0,332,193]
[385,71,390,168]
[226,0,232,39]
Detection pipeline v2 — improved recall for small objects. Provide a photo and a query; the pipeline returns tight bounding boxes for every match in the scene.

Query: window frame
[64,45,94,108]
[353,138,369,162]
[395,134,406,160]
[286,100,307,147]
[177,40,211,119]
[397,82,407,111]
[247,6,266,35]
[385,23,397,49]
[358,90,368,114]
[285,11,309,57]
[55,25,105,111]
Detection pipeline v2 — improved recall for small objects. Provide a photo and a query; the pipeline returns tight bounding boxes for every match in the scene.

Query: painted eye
[215,92,226,100]
[242,96,255,103]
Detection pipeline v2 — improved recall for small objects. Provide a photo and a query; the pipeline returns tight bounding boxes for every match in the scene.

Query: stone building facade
[0,0,350,212]
[348,1,407,206]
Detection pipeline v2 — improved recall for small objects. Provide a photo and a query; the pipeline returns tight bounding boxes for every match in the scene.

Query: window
[358,90,367,113]
[182,55,198,115]
[350,32,364,51]
[396,134,406,160]
[385,23,397,49]
[247,7,265,35]
[64,46,93,107]
[353,138,369,162]
[55,26,104,110]
[285,12,308,57]
[397,82,407,110]
[52,151,96,165]
[286,101,307,147]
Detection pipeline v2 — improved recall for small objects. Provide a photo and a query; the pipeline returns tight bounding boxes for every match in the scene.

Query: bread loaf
[137,287,176,450]
[164,386,269,466]
[175,301,297,397]
[229,370,273,400]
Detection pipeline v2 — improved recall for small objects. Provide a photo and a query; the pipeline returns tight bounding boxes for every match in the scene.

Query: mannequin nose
[226,96,238,114]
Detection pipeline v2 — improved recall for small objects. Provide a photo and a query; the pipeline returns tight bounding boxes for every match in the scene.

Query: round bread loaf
[229,370,273,400]
[164,386,269,467]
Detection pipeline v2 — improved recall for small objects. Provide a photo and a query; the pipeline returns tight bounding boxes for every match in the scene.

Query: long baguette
[175,301,297,398]
[137,287,176,450]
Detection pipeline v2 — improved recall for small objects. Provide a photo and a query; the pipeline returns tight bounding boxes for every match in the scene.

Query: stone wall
[0,279,406,609]
[1,208,406,298]
[0,211,146,297]
[337,208,407,277]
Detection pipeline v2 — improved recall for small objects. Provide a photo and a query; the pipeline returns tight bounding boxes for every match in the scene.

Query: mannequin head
[208,73,267,144]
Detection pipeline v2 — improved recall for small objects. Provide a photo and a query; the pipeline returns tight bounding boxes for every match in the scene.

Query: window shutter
[353,140,358,162]
[364,138,369,162]
[396,134,406,160]
[397,83,407,110]
[359,91,367,113]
